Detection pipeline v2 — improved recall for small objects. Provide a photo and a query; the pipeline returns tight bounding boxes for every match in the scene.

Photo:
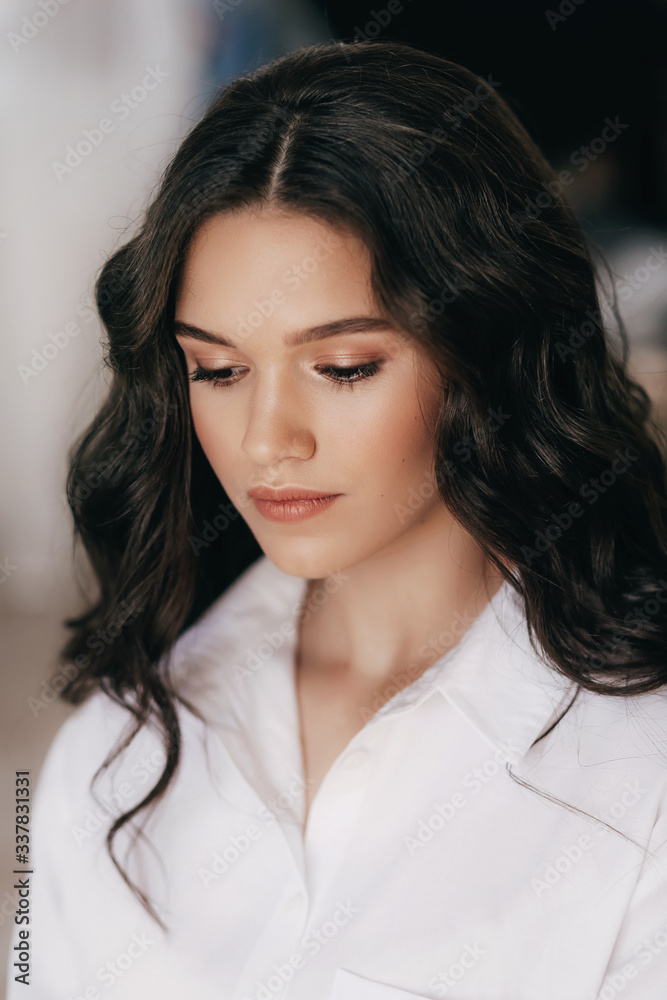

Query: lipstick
[248,486,342,523]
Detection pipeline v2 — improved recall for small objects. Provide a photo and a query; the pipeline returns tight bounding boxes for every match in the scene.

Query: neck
[297,503,505,690]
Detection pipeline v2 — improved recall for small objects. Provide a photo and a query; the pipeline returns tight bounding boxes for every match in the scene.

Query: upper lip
[248,486,341,501]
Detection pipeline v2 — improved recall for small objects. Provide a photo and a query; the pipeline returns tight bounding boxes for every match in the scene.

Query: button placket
[301,739,375,904]
[231,882,311,1000]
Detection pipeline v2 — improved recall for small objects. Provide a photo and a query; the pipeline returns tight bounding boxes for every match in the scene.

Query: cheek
[334,383,438,493]
[189,395,233,471]
[386,411,437,495]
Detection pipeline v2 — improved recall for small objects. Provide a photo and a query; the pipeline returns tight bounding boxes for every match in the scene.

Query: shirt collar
[171,555,578,767]
[373,579,579,762]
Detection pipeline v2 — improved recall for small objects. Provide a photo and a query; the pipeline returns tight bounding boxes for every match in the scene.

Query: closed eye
[315,361,383,387]
[188,360,384,389]
[189,366,244,386]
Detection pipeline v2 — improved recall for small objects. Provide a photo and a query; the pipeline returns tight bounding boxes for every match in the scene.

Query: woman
[12,39,667,1000]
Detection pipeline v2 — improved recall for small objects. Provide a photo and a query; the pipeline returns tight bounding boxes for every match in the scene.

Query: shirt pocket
[330,969,433,999]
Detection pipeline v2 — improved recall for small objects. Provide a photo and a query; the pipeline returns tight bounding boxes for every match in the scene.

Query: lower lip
[251,494,342,522]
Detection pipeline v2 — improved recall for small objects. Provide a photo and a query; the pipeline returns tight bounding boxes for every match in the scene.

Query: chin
[254,525,373,579]
[256,537,344,580]
[255,523,402,582]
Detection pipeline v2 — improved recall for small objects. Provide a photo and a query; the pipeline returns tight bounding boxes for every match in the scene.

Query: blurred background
[1,0,666,989]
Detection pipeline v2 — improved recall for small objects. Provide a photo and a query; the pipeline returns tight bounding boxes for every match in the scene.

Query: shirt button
[284,892,305,914]
[343,748,369,769]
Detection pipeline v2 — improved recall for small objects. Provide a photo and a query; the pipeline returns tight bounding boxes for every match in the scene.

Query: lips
[247,486,342,523]
[248,486,339,502]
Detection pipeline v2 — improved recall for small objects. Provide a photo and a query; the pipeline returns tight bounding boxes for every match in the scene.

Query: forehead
[175,208,378,325]
[180,209,369,285]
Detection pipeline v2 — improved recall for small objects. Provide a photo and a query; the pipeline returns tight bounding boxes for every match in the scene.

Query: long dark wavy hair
[59,39,667,925]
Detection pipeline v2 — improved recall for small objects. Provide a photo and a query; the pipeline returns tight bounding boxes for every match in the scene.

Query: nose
[240,371,315,471]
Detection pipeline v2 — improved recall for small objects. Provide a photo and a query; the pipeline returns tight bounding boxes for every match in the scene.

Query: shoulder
[173,553,302,652]
[36,556,301,805]
[534,682,667,829]
[34,686,201,859]
[563,684,667,762]
[34,690,146,812]
[168,553,305,699]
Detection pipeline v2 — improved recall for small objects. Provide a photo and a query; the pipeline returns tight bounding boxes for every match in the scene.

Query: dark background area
[323,0,667,231]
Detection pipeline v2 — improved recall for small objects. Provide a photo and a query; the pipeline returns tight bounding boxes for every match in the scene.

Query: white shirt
[8,554,667,1000]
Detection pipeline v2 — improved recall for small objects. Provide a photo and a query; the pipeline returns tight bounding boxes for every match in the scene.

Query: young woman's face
[175,207,446,579]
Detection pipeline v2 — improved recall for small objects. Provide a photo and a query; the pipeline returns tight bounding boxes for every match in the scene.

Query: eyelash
[189,360,383,389]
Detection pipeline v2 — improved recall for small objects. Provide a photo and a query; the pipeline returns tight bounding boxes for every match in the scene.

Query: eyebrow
[173,316,397,350]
